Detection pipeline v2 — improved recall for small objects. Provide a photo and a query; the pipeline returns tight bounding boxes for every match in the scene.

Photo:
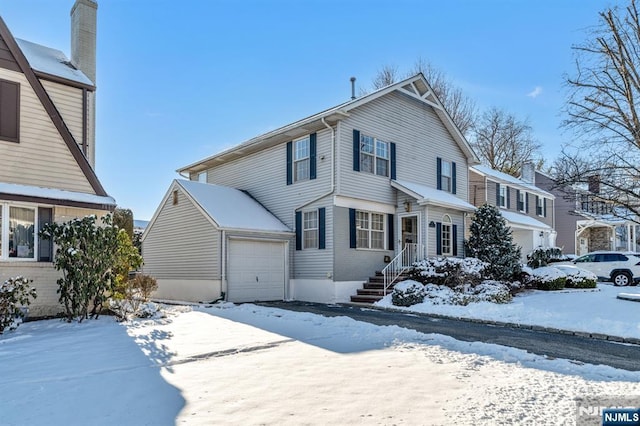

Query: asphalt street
[259,301,640,372]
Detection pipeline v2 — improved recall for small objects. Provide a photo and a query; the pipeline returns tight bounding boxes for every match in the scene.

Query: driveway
[259,301,640,372]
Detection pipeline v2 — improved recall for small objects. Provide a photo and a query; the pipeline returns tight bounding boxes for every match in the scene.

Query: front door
[401,215,418,249]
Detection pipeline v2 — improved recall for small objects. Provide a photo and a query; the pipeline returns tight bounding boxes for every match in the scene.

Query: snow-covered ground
[377,282,640,340]
[1,301,639,425]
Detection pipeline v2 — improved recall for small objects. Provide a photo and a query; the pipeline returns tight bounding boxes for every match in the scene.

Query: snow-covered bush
[0,276,37,334]
[109,299,160,321]
[530,267,567,291]
[391,280,426,307]
[422,280,512,305]
[465,204,522,281]
[561,268,597,289]
[526,247,565,268]
[109,274,158,321]
[408,257,487,287]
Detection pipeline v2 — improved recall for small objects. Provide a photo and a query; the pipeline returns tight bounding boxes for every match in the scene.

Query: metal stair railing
[382,243,425,296]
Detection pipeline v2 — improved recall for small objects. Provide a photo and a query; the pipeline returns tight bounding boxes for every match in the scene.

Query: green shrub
[391,280,426,307]
[526,247,565,268]
[530,266,567,291]
[535,277,567,291]
[0,276,37,334]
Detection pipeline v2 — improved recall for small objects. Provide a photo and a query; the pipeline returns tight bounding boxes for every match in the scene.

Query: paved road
[259,301,640,372]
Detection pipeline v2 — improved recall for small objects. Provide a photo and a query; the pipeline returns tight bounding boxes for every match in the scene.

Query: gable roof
[471,165,554,198]
[172,180,291,233]
[391,179,476,212]
[178,74,480,174]
[16,38,94,88]
[0,16,107,197]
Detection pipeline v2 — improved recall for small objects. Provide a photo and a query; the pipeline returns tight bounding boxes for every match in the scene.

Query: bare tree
[557,0,640,218]
[370,58,477,136]
[470,107,541,177]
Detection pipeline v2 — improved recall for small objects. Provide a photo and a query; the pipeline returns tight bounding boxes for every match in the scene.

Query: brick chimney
[70,0,97,168]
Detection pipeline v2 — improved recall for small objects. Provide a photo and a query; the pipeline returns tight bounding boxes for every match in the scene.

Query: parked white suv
[568,251,640,286]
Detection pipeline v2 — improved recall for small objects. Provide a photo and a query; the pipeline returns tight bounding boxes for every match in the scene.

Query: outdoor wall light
[404,201,411,212]
[429,221,436,228]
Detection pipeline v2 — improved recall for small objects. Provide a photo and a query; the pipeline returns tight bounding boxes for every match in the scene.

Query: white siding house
[145,74,480,304]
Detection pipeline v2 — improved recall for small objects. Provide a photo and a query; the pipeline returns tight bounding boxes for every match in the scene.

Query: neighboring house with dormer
[534,170,638,255]
[468,164,556,259]
[143,73,480,305]
[0,1,116,316]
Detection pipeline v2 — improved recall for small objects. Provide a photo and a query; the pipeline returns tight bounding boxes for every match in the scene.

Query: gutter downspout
[221,229,227,300]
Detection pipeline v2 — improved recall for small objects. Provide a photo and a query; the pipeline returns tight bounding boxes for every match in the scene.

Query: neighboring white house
[0,1,116,316]
[469,164,556,259]
[143,73,480,304]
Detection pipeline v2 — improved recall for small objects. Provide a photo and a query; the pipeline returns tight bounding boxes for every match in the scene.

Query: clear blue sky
[0,0,626,220]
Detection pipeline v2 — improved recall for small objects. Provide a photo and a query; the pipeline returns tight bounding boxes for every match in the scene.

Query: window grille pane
[9,206,35,259]
[376,141,388,158]
[295,158,309,181]
[442,224,451,255]
[304,230,318,249]
[0,205,2,256]
[441,176,451,192]
[357,229,369,248]
[295,138,310,160]
[360,135,374,153]
[376,158,388,177]
[356,211,369,229]
[371,231,384,249]
[441,161,451,177]
[371,213,384,231]
[360,153,374,173]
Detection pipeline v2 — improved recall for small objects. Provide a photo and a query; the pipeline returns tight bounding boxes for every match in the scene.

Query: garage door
[227,239,286,303]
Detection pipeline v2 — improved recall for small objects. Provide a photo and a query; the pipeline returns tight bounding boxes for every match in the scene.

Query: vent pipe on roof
[350,76,356,100]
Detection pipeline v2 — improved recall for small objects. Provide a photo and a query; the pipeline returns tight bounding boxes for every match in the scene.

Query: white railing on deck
[382,243,425,296]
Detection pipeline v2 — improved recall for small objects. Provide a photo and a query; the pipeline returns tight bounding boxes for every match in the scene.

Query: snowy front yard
[1,299,640,425]
[376,282,640,340]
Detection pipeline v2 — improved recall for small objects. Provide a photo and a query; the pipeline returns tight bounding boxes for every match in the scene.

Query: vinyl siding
[143,188,220,280]
[427,206,464,257]
[41,80,84,153]
[333,206,393,281]
[202,128,334,280]
[537,172,575,251]
[339,91,469,204]
[468,169,487,206]
[0,68,94,193]
[485,177,555,228]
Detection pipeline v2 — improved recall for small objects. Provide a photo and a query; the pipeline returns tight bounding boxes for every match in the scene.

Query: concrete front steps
[350,272,409,304]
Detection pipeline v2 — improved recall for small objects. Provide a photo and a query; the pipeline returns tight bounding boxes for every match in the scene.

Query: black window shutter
[349,208,357,248]
[543,198,547,217]
[310,133,317,180]
[318,207,326,250]
[526,193,530,213]
[0,80,19,142]
[295,211,302,250]
[286,141,293,185]
[436,222,442,255]
[453,224,458,256]
[38,207,53,262]
[516,189,521,210]
[353,130,360,171]
[496,182,500,205]
[506,186,511,209]
[390,142,396,180]
[436,157,442,190]
[452,162,457,194]
[387,214,394,251]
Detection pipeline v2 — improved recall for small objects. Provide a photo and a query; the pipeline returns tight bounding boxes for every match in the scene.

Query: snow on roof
[0,182,115,206]
[176,180,291,233]
[471,165,554,198]
[500,210,552,230]
[392,179,476,212]
[16,38,93,87]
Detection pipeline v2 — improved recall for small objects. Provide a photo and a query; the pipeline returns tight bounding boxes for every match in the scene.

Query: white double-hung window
[1,205,35,260]
[356,210,385,250]
[360,134,389,177]
[303,210,318,249]
[294,136,310,182]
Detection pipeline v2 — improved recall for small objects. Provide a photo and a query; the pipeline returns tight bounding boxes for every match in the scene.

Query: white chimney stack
[521,162,535,185]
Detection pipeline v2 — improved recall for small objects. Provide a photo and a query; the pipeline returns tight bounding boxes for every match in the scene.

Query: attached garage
[227,239,287,302]
[143,179,293,303]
